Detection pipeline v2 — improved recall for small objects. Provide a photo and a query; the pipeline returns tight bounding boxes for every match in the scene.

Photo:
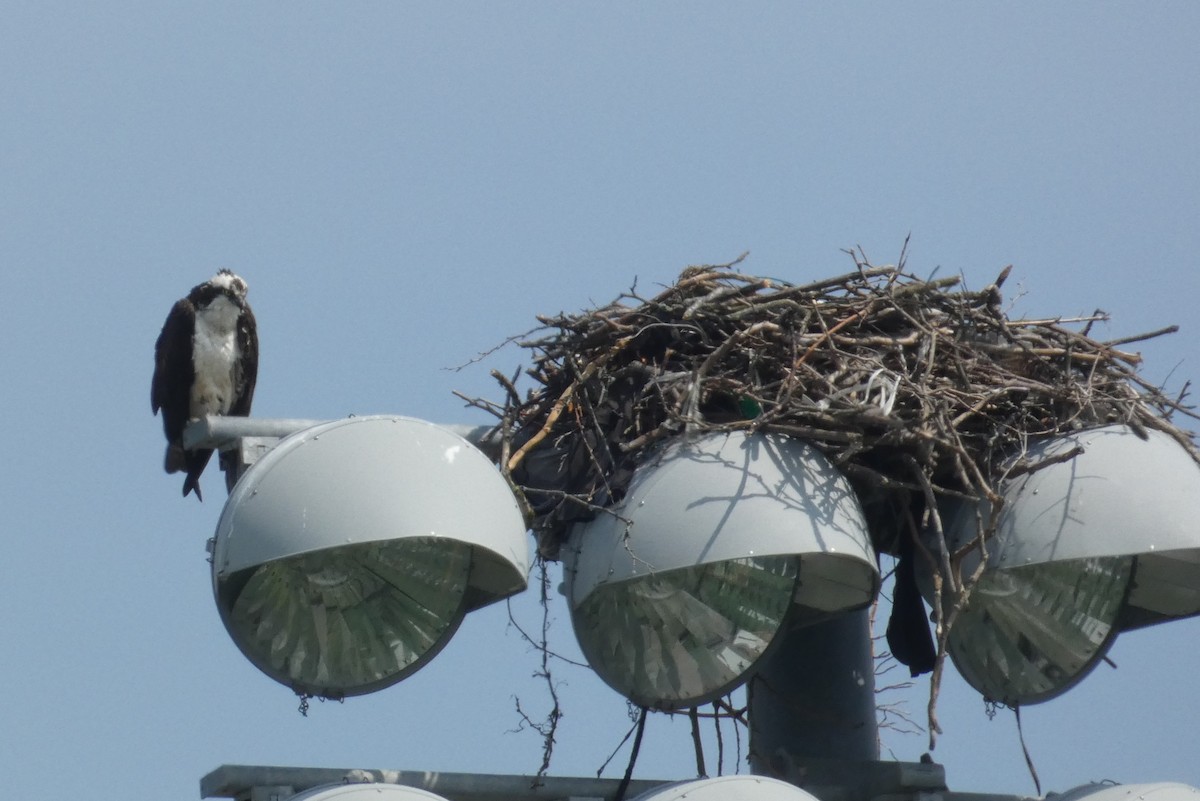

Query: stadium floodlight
[628,775,825,801]
[1054,783,1200,801]
[563,430,879,710]
[210,415,529,699]
[931,425,1200,706]
[288,784,451,801]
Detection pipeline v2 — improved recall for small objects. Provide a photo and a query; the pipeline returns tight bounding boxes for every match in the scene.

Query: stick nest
[468,253,1196,563]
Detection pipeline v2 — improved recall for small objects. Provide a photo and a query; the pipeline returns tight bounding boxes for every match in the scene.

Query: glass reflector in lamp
[211,416,529,698]
[572,556,799,708]
[565,431,878,710]
[222,538,472,698]
[946,556,1132,705]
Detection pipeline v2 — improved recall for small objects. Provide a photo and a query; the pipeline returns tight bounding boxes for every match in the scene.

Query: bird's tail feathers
[183,474,204,502]
[182,448,215,502]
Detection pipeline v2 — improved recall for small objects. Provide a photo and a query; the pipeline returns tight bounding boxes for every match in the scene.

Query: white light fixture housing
[1054,783,1200,801]
[289,784,451,801]
[629,775,824,801]
[932,425,1200,705]
[564,430,878,710]
[211,415,529,699]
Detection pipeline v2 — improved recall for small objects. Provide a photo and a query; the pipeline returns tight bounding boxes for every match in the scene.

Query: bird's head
[211,268,249,300]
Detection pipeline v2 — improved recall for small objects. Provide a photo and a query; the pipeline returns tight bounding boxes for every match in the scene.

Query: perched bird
[152,269,258,500]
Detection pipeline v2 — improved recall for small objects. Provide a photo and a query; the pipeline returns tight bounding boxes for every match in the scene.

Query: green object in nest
[738,396,762,419]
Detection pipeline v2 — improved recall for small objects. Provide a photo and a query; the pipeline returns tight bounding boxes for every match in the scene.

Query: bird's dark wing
[886,533,937,677]
[153,298,212,501]
[152,298,196,445]
[229,303,258,417]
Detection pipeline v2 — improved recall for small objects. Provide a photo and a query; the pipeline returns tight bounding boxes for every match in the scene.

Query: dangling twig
[613,707,648,801]
[688,706,707,777]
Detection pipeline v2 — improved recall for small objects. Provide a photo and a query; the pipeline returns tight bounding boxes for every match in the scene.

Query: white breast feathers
[190,295,243,418]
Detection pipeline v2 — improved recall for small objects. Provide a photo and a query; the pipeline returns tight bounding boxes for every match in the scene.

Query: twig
[613,708,648,801]
[507,561,563,779]
[1102,324,1179,347]
[689,706,707,778]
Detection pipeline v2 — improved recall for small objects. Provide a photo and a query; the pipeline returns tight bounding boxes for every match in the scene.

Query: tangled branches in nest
[461,250,1198,743]
[476,252,1197,552]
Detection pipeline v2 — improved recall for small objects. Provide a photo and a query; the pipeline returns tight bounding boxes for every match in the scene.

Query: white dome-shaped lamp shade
[211,416,529,699]
[936,425,1200,706]
[629,775,824,801]
[289,783,451,801]
[565,431,878,710]
[1054,783,1200,801]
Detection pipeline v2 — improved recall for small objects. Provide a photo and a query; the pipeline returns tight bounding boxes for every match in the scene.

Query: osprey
[152,269,258,500]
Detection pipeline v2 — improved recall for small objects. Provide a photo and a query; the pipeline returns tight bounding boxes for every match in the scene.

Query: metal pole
[748,608,879,780]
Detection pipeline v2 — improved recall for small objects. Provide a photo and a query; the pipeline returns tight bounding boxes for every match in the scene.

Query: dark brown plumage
[152,270,258,500]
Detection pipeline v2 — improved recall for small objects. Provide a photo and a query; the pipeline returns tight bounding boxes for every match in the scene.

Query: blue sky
[2,4,1199,799]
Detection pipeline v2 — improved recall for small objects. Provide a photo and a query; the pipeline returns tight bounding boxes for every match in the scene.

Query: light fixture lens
[222,537,473,697]
[947,555,1133,705]
[573,555,800,708]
